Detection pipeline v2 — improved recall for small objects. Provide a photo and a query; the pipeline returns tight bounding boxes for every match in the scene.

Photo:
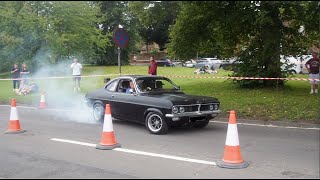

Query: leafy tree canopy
[167,1,319,87]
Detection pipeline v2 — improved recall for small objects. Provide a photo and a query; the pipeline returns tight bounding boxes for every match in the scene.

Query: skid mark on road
[211,121,320,130]
[51,138,217,166]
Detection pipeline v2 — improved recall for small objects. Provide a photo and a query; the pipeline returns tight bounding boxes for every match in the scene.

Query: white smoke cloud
[28,51,100,125]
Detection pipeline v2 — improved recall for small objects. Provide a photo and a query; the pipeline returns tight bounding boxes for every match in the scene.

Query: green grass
[1,65,319,123]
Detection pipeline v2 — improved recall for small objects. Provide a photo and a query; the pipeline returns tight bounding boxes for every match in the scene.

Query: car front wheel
[92,102,105,123]
[145,112,168,135]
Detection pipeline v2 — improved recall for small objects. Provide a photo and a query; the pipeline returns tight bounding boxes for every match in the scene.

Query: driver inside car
[126,81,135,93]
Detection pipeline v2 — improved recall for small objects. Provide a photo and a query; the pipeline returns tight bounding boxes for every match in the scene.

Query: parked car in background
[195,58,222,70]
[84,75,221,135]
[171,60,183,67]
[298,55,312,74]
[184,59,196,68]
[156,58,173,67]
[220,58,237,70]
[280,55,312,74]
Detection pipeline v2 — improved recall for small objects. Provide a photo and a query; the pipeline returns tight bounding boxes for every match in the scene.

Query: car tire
[193,118,210,128]
[92,101,105,123]
[145,112,168,135]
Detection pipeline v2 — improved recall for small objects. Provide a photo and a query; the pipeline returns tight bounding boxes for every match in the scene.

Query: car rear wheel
[193,118,210,128]
[92,102,104,123]
[145,112,168,135]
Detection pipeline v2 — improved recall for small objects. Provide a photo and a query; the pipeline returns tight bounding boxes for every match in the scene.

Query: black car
[84,75,221,134]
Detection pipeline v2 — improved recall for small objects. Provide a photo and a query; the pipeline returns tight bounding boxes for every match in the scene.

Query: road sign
[113,28,129,48]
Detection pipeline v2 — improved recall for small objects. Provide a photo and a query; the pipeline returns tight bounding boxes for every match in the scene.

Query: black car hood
[146,92,219,105]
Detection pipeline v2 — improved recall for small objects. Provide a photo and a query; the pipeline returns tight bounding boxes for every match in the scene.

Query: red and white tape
[0,74,319,82]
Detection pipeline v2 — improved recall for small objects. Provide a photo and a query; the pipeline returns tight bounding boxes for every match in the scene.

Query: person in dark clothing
[305,51,320,94]
[148,56,157,75]
[11,63,20,91]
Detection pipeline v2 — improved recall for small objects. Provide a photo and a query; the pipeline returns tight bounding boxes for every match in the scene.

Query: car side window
[117,79,131,93]
[105,80,118,92]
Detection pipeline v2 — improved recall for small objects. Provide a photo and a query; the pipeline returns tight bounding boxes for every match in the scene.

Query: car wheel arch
[144,107,164,118]
[144,110,169,135]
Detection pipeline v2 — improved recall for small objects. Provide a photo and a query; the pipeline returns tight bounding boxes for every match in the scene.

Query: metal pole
[118,46,121,76]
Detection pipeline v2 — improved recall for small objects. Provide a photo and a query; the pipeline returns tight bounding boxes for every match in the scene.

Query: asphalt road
[0,105,319,179]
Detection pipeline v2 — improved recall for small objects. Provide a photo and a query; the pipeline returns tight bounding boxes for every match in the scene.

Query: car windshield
[135,77,180,92]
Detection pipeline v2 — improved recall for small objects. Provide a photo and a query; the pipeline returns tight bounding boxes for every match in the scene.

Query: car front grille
[200,104,211,111]
[184,105,199,112]
[183,103,218,112]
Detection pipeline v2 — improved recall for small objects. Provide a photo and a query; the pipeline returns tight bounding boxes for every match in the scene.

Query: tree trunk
[260,1,283,86]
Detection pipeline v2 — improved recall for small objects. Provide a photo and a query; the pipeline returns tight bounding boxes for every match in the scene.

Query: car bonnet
[147,93,219,105]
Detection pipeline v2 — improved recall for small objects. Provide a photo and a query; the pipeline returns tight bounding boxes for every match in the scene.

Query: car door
[103,79,122,119]
[111,79,138,121]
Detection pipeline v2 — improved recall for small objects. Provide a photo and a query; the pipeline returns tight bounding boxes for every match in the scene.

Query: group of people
[11,63,39,95]
[11,63,30,90]
[10,53,318,95]
[10,59,83,96]
[15,79,39,96]
[194,65,218,74]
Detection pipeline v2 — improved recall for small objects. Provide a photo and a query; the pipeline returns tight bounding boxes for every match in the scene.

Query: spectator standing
[11,63,20,91]
[148,56,157,75]
[305,51,320,94]
[70,58,83,92]
[20,63,30,82]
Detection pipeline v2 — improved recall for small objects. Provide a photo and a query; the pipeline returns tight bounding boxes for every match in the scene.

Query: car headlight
[209,104,214,111]
[172,106,179,114]
[179,106,185,113]
[214,104,219,110]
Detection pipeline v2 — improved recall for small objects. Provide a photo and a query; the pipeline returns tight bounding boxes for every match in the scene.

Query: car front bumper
[165,110,221,119]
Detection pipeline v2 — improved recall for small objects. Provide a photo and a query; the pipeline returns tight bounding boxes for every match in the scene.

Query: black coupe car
[84,75,221,134]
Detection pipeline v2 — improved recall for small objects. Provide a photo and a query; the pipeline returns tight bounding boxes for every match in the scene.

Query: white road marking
[1,105,318,130]
[51,138,217,166]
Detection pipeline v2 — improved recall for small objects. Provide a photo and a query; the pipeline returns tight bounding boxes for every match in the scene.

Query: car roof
[118,75,167,79]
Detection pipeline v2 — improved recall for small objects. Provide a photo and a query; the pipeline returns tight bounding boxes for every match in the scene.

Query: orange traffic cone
[96,104,121,150]
[216,110,249,169]
[39,93,46,109]
[5,99,26,134]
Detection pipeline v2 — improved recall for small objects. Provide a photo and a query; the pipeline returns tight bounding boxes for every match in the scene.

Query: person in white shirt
[70,58,83,92]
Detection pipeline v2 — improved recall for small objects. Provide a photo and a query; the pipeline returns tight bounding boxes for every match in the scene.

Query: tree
[44,1,109,63]
[0,1,109,72]
[95,1,142,65]
[0,1,47,71]
[167,1,319,87]
[128,1,180,51]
